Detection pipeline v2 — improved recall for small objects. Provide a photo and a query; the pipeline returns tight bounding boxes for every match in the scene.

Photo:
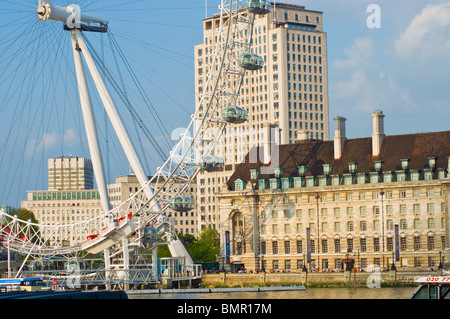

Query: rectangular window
[347,221,354,232]
[272,241,278,254]
[334,222,340,232]
[400,204,407,214]
[360,221,367,231]
[360,238,367,252]
[413,204,420,213]
[347,238,353,252]
[334,239,341,253]
[414,236,421,251]
[296,240,303,254]
[285,241,291,254]
[374,238,380,252]
[322,239,328,253]
[414,218,421,230]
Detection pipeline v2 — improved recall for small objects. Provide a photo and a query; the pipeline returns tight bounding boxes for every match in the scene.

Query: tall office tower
[48,156,94,190]
[194,3,329,231]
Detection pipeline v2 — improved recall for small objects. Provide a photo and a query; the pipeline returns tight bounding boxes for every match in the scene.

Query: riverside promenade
[201,270,432,288]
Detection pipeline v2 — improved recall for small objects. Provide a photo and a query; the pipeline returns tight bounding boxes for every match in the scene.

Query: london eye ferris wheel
[0,0,272,270]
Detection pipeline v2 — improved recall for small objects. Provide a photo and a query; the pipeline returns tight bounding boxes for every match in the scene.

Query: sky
[0,0,449,207]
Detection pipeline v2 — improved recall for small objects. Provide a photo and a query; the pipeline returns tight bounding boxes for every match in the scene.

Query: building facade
[195,3,330,231]
[48,156,94,191]
[217,112,450,272]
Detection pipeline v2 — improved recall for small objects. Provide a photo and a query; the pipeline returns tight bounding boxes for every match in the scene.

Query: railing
[23,269,157,288]
[22,263,202,288]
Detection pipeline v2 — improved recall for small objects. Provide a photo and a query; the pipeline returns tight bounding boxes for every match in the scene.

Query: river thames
[128,287,414,299]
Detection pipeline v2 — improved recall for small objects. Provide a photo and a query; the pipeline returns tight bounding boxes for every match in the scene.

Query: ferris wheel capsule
[221,106,249,124]
[197,155,225,172]
[245,0,272,15]
[238,53,264,71]
[169,196,195,212]
[142,227,160,245]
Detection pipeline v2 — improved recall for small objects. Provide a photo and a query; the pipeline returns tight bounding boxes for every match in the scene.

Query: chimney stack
[262,123,281,164]
[372,111,385,157]
[296,129,308,141]
[333,116,346,160]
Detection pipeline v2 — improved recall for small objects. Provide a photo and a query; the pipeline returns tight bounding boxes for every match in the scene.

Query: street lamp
[380,190,385,270]
[316,193,320,271]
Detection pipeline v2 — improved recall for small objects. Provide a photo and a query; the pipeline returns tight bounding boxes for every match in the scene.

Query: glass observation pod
[198,155,225,172]
[238,53,264,71]
[169,196,195,212]
[246,0,272,15]
[142,227,160,245]
[221,106,249,124]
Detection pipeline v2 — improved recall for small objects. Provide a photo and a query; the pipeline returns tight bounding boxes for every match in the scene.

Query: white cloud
[24,128,79,159]
[395,2,450,59]
[332,37,374,70]
[330,36,418,115]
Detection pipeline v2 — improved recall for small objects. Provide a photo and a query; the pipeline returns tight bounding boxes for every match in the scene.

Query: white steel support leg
[122,237,129,270]
[71,30,111,213]
[152,246,158,281]
[73,31,155,204]
[104,248,111,290]
[122,238,130,290]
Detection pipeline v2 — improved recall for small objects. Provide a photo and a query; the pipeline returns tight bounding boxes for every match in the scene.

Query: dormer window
[235,179,246,191]
[401,159,410,170]
[424,168,433,180]
[428,157,436,169]
[281,178,291,189]
[258,179,268,190]
[323,164,332,175]
[357,173,366,184]
[374,160,383,172]
[274,167,283,178]
[293,177,303,188]
[397,170,406,182]
[298,165,307,177]
[348,162,358,174]
[250,169,259,180]
[383,171,393,183]
[410,170,420,181]
[269,178,280,189]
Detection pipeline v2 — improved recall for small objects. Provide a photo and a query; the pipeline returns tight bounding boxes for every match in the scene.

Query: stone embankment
[201,271,431,288]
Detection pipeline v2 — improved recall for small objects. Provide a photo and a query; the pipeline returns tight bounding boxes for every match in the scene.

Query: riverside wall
[201,271,433,288]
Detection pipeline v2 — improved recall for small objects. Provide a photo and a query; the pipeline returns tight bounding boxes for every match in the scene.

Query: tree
[190,228,220,263]
[8,208,38,224]
[149,228,220,263]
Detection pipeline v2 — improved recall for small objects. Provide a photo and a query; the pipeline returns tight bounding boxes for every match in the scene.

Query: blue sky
[0,0,449,207]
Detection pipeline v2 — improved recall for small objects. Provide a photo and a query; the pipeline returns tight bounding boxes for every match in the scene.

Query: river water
[128,287,414,299]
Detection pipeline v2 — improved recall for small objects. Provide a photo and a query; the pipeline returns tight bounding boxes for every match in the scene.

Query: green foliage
[187,228,220,263]
[7,208,38,224]
[166,228,220,263]
[157,244,171,258]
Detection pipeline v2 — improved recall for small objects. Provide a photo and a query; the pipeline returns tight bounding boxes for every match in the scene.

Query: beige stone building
[48,156,94,191]
[217,112,450,272]
[195,3,330,231]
